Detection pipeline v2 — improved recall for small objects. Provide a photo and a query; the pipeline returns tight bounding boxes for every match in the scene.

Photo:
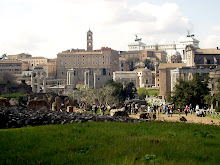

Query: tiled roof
[23,57,47,59]
[0,60,22,63]
[195,49,220,55]
[158,63,186,69]
[58,52,102,55]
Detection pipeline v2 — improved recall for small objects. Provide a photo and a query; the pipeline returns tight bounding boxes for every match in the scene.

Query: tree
[97,86,118,106]
[105,79,124,101]
[0,72,18,87]
[122,82,136,100]
[0,72,18,93]
[143,59,155,71]
[126,57,139,71]
[137,87,148,99]
[212,78,220,112]
[168,74,210,108]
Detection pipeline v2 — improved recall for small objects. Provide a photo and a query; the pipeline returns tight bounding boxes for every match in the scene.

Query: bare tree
[0,71,18,87]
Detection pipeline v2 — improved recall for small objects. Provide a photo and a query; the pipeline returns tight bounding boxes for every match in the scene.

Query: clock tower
[87,29,93,52]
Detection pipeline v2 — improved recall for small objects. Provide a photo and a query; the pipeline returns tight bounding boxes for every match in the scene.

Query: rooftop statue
[135,34,142,42]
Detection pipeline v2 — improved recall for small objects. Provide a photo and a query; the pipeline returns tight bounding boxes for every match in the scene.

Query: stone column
[84,70,90,89]
[84,71,87,88]
[88,71,90,88]
[94,73,96,89]
[67,72,69,85]
[43,72,46,93]
[31,72,36,93]
[37,72,40,93]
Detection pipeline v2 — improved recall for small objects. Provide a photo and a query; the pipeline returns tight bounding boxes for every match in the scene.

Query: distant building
[21,57,48,70]
[185,45,220,67]
[119,50,167,71]
[159,46,220,97]
[128,35,200,63]
[209,67,220,109]
[47,59,57,79]
[113,67,153,88]
[0,60,22,74]
[8,53,32,60]
[8,53,57,79]
[58,30,119,88]
[158,63,186,97]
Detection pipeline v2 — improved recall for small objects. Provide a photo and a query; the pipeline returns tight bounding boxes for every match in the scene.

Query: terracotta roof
[23,57,47,59]
[58,52,102,55]
[195,49,220,55]
[0,60,22,64]
[158,63,186,69]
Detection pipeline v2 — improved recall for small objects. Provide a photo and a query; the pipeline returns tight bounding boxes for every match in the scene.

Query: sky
[0,0,220,59]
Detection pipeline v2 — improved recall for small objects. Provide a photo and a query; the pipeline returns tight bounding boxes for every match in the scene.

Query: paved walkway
[130,113,220,125]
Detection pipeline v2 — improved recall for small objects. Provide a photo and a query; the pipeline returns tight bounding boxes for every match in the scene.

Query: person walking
[170,106,173,117]
[163,104,166,114]
[196,104,199,111]
[189,104,193,115]
[178,107,181,116]
[185,105,189,116]
[167,106,170,117]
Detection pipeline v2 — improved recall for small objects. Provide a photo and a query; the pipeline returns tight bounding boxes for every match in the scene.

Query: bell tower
[87,29,93,51]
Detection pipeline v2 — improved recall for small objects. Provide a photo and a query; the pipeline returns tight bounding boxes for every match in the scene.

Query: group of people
[162,104,174,117]
[160,103,200,117]
[183,104,199,116]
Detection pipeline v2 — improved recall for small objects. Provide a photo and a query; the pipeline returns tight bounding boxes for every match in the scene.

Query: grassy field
[0,121,220,165]
[147,89,160,96]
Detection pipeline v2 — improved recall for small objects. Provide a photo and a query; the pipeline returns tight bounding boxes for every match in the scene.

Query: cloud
[0,0,192,58]
[212,25,220,31]
[201,35,220,48]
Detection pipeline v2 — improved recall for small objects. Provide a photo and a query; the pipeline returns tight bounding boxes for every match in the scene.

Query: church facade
[57,30,119,88]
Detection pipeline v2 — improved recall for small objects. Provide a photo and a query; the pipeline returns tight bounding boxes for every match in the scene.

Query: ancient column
[37,72,40,93]
[94,73,96,89]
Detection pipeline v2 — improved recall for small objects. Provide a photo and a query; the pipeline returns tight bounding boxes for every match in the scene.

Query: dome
[172,49,180,56]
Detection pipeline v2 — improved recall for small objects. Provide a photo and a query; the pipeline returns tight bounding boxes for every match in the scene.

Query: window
[102,68,106,75]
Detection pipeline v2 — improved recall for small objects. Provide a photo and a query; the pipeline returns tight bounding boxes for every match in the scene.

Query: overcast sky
[0,0,220,58]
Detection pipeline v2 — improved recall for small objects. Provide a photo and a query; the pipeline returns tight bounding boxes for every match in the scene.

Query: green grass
[206,114,220,120]
[147,89,160,96]
[1,93,27,99]
[0,121,220,165]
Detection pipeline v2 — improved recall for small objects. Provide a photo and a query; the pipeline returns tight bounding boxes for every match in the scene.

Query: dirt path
[130,113,220,125]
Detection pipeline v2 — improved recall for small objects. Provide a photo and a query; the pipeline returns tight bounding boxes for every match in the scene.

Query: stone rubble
[0,107,141,129]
